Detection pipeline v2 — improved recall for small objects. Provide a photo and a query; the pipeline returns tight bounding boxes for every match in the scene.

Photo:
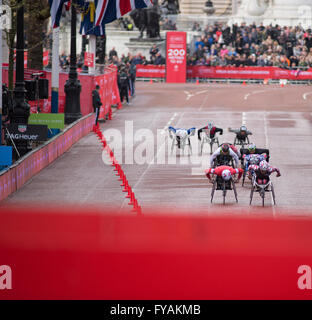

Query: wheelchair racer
[248,160,281,185]
[197,122,223,141]
[228,125,252,143]
[205,166,243,184]
[210,143,239,168]
[168,126,196,149]
[240,143,270,162]
[243,153,268,179]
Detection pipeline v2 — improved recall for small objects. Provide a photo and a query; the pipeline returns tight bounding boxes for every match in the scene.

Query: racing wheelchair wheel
[211,179,217,203]
[271,182,276,205]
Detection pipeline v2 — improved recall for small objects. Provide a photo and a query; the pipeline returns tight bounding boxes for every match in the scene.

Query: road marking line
[263,111,276,217]
[303,92,312,100]
[242,112,247,125]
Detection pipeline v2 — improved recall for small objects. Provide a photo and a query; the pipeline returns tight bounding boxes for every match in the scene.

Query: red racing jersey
[205,166,243,180]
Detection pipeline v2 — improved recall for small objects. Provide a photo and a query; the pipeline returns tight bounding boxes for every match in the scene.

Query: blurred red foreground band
[0,206,312,300]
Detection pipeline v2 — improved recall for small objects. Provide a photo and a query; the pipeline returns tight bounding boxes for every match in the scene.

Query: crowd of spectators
[188,22,312,69]
[108,45,166,67]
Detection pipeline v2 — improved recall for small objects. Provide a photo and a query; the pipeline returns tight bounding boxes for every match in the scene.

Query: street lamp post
[64,0,82,124]
[10,0,30,158]
[12,0,29,124]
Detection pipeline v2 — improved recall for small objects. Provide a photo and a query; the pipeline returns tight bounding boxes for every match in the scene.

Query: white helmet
[208,122,214,130]
[221,169,232,181]
[259,160,269,171]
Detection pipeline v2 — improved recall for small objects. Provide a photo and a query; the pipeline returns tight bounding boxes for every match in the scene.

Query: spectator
[154,52,165,65]
[150,44,159,62]
[92,85,102,126]
[109,47,118,60]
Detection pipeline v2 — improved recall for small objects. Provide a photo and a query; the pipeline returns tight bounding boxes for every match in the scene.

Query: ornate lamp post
[9,0,30,157]
[12,0,29,125]
[64,0,82,124]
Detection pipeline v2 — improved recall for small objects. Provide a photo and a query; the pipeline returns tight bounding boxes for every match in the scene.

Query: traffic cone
[126,187,132,198]
[118,170,124,181]
[196,79,199,85]
[281,83,284,88]
[131,199,139,212]
[150,78,153,84]
[128,192,134,205]
[121,175,126,187]
[242,81,247,86]
[122,180,129,192]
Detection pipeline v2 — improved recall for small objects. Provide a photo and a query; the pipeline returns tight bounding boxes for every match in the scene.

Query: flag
[95,0,153,26]
[79,0,105,36]
[49,0,70,28]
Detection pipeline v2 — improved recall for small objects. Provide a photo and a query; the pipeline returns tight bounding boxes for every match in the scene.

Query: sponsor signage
[28,113,65,129]
[6,124,48,141]
[0,146,12,167]
[166,31,187,83]
[84,52,94,68]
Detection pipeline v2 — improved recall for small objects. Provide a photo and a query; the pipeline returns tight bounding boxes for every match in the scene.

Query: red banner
[1,208,312,299]
[84,52,94,68]
[136,64,165,78]
[94,65,121,119]
[2,66,121,117]
[43,50,50,67]
[135,65,312,80]
[166,31,187,83]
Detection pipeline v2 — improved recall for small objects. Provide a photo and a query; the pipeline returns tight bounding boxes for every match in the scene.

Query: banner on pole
[84,52,94,68]
[166,31,187,83]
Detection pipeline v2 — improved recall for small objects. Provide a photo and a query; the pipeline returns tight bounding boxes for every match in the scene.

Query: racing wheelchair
[233,136,250,149]
[249,173,276,206]
[168,128,195,155]
[199,129,220,155]
[212,154,235,169]
[210,175,238,205]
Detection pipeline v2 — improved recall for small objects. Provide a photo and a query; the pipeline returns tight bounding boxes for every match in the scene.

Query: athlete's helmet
[248,143,256,153]
[221,143,230,153]
[208,122,214,130]
[259,160,269,172]
[240,125,247,132]
[222,169,232,181]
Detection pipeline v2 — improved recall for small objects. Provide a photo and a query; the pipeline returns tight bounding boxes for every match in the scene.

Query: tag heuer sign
[18,125,27,133]
[6,124,48,142]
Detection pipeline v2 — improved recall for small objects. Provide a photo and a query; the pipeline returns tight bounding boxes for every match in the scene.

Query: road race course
[3,82,312,217]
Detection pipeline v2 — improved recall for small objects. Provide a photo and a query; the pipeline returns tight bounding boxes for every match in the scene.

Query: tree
[25,0,50,70]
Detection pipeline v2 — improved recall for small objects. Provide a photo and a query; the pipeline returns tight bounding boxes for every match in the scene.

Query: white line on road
[244,90,267,100]
[303,92,312,100]
[242,112,247,125]
[263,111,276,216]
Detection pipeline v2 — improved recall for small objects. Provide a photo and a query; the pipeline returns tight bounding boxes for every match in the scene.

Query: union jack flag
[95,0,153,26]
[48,0,69,28]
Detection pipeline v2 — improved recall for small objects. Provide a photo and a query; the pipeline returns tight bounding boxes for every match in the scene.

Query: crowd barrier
[135,65,312,81]
[2,65,121,119]
[0,114,95,202]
